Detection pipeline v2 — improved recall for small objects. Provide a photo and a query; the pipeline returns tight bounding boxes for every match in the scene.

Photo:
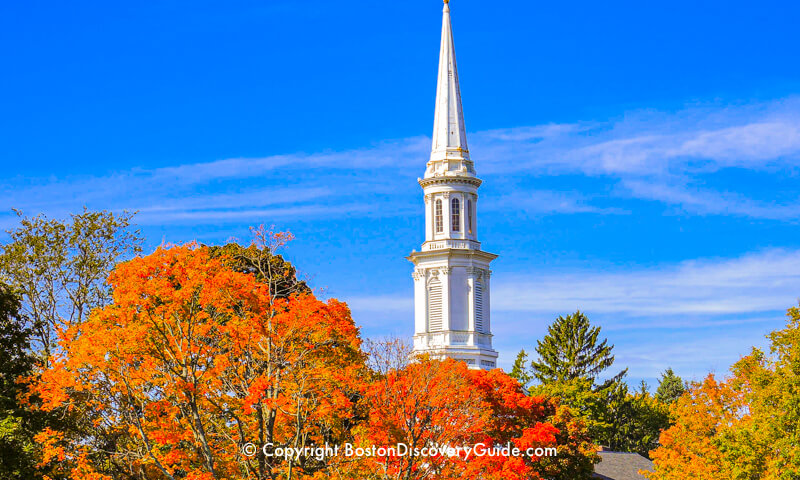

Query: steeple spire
[427,0,474,178]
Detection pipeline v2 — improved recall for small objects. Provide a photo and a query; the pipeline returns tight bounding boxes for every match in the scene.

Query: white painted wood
[407,1,498,370]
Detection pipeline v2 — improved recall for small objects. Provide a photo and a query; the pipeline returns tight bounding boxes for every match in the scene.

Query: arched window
[434,199,443,233]
[467,200,473,234]
[451,197,460,232]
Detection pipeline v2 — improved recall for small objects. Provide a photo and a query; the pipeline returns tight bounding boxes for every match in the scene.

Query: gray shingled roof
[591,451,654,480]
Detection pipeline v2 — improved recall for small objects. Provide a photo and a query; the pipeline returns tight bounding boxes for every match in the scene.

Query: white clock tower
[408,0,499,370]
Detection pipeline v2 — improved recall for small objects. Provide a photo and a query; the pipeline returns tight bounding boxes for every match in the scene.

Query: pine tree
[509,349,532,389]
[530,310,625,386]
[655,367,686,405]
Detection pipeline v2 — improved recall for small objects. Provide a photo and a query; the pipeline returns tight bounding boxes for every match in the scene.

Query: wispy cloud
[493,248,800,318]
[3,97,800,226]
[478,99,800,175]
[484,191,629,216]
[619,179,800,219]
[344,248,800,330]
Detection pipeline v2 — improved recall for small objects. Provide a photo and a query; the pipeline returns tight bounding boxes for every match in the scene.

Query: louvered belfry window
[474,280,484,333]
[428,278,443,331]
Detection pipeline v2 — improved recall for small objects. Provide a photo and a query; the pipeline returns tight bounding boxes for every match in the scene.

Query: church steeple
[427,0,475,179]
[409,0,499,371]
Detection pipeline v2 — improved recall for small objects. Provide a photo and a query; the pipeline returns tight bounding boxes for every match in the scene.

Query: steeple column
[441,267,452,331]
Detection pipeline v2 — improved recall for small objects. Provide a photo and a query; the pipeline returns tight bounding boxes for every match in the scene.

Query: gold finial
[444,0,449,4]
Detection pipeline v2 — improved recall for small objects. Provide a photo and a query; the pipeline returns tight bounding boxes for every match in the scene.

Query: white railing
[422,239,481,251]
[413,331,493,349]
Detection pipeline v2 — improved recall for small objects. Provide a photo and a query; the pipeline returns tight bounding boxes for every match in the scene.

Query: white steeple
[408,0,499,371]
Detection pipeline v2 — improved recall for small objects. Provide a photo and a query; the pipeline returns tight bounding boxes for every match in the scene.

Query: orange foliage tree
[345,357,596,480]
[31,233,598,480]
[646,305,800,479]
[33,242,365,480]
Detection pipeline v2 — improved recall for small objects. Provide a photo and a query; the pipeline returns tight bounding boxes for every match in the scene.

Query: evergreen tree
[655,367,686,405]
[0,283,39,479]
[600,380,669,458]
[524,311,676,456]
[530,310,626,386]
[509,349,532,389]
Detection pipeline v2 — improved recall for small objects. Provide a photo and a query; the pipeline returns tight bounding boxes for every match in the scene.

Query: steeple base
[413,332,498,370]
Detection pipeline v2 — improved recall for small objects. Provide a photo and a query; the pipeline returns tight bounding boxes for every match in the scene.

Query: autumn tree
[467,368,597,480]
[33,241,365,480]
[347,357,486,480]
[347,357,596,480]
[646,305,800,479]
[0,209,141,363]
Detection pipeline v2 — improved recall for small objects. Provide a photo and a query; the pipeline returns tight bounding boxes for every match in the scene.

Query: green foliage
[529,310,626,386]
[0,208,142,362]
[509,348,533,389]
[207,242,309,300]
[531,377,609,440]
[521,311,671,458]
[0,209,142,479]
[536,402,598,480]
[655,367,686,405]
[601,381,669,458]
[726,306,800,474]
[532,376,669,459]
[0,283,39,479]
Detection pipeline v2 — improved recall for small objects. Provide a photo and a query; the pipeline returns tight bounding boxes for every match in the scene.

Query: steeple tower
[408,0,499,370]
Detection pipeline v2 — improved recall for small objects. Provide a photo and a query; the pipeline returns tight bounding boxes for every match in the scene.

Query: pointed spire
[428,0,474,177]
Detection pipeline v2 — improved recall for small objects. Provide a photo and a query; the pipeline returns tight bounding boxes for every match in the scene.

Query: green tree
[533,376,669,458]
[532,377,609,441]
[0,209,142,478]
[601,381,669,458]
[509,348,533,389]
[206,226,309,301]
[524,311,674,457]
[0,283,39,479]
[0,209,142,364]
[655,367,686,405]
[530,310,626,386]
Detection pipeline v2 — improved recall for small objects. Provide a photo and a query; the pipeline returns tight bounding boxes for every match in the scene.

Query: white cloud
[492,249,800,317]
[345,295,414,313]
[484,190,629,216]
[3,96,800,225]
[619,179,800,220]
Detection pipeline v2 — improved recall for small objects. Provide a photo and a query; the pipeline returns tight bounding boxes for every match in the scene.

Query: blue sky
[2,0,800,387]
